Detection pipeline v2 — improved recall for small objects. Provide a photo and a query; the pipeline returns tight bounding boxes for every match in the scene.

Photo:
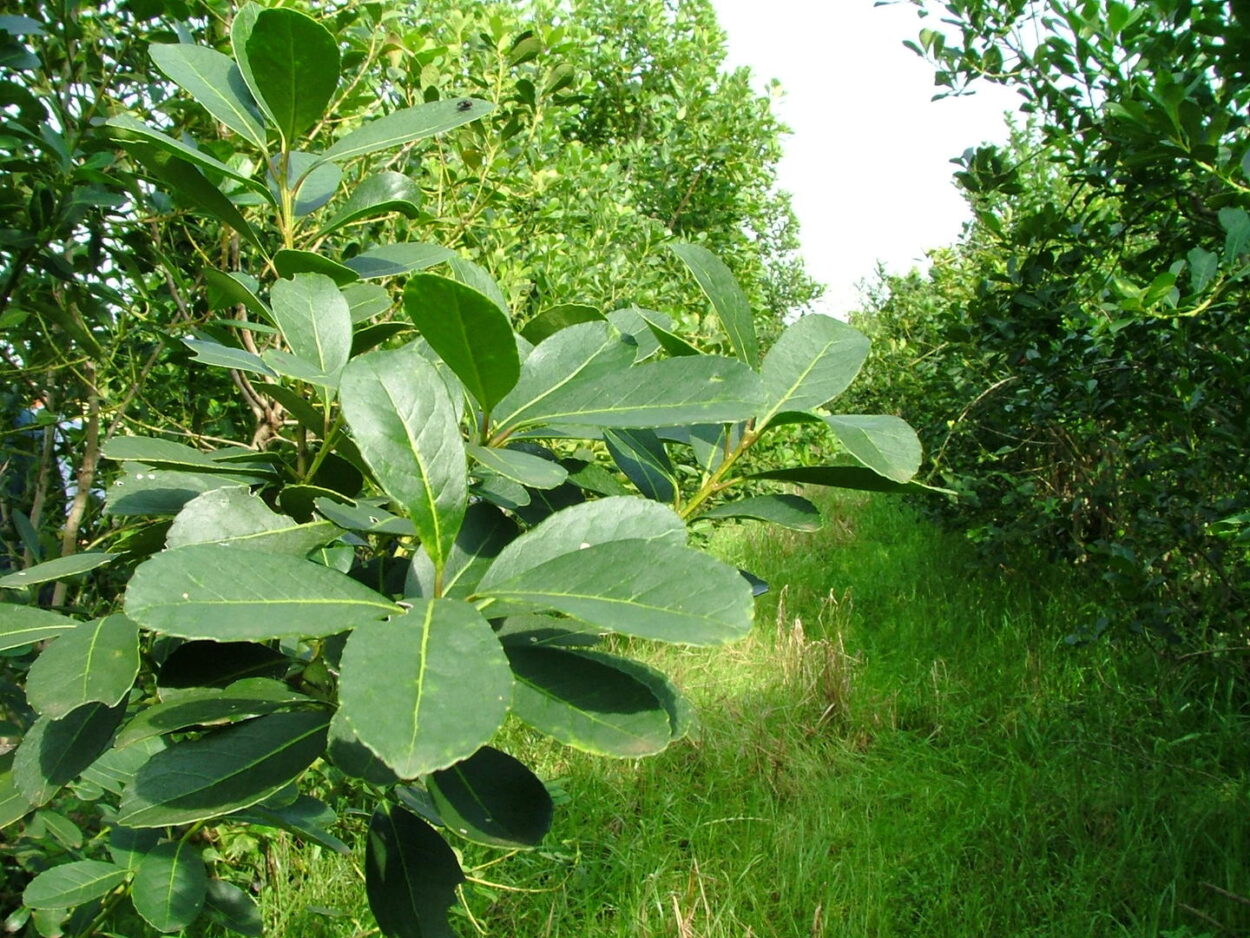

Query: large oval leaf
[13,702,126,805]
[428,746,552,848]
[477,539,753,645]
[25,615,139,718]
[132,840,208,933]
[505,646,673,756]
[22,860,129,910]
[759,314,870,425]
[322,97,494,162]
[338,600,512,779]
[365,805,465,938]
[698,494,822,531]
[117,710,330,828]
[167,486,338,554]
[270,273,352,382]
[340,345,467,574]
[117,679,312,749]
[0,605,77,652]
[669,242,758,368]
[148,43,267,149]
[823,415,922,483]
[342,242,455,280]
[244,8,339,146]
[125,545,399,641]
[403,274,519,412]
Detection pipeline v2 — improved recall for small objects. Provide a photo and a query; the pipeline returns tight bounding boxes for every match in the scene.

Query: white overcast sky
[709,0,1020,316]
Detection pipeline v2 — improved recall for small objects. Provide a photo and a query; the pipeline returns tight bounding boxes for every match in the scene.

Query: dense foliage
[850,0,1250,645]
[0,3,914,936]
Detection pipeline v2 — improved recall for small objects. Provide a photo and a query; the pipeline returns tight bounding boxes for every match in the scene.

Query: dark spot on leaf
[457,99,473,111]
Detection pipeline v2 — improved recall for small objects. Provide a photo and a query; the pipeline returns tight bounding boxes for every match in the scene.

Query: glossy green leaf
[407,503,518,601]
[759,315,870,425]
[445,256,509,314]
[13,702,126,805]
[30,809,83,849]
[106,114,270,200]
[428,746,552,848]
[342,242,456,279]
[496,353,764,435]
[0,771,36,830]
[132,840,207,933]
[478,539,752,645]
[262,349,340,390]
[322,97,494,162]
[340,345,467,572]
[26,615,140,718]
[149,43,266,149]
[314,497,417,536]
[232,793,349,854]
[606,307,663,361]
[203,269,270,319]
[270,273,352,381]
[125,544,399,640]
[519,304,604,345]
[183,338,277,378]
[117,679,312,749]
[230,2,271,125]
[103,437,253,473]
[352,321,412,357]
[244,9,339,145]
[128,145,263,249]
[80,737,166,797]
[338,600,511,779]
[204,879,263,937]
[467,445,567,490]
[166,488,338,554]
[505,646,672,756]
[327,710,401,786]
[272,249,359,285]
[105,468,254,517]
[284,151,341,215]
[699,494,822,531]
[320,171,421,235]
[669,242,758,367]
[365,805,465,938]
[604,429,676,502]
[0,552,116,589]
[117,710,330,828]
[110,827,161,872]
[748,465,955,495]
[823,415,922,483]
[0,605,78,651]
[403,274,519,411]
[22,860,129,910]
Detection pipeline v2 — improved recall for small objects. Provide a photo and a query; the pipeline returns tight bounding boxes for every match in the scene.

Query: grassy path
[255,494,1250,938]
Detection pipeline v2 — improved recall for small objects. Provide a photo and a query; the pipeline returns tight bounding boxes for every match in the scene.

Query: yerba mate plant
[0,6,926,935]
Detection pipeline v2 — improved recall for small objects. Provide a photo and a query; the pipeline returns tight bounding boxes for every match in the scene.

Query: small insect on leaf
[457,99,473,112]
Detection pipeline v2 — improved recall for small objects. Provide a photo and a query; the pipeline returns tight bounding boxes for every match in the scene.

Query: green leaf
[105,468,255,517]
[337,600,511,779]
[314,497,417,536]
[340,345,467,573]
[284,151,342,216]
[166,488,339,554]
[495,350,765,435]
[322,97,494,163]
[244,9,339,146]
[124,544,399,641]
[270,273,352,380]
[604,429,676,502]
[505,646,672,756]
[479,496,684,587]
[698,494,822,531]
[13,702,126,805]
[230,2,271,124]
[117,710,330,828]
[445,256,509,314]
[0,771,36,830]
[106,114,270,201]
[407,503,519,601]
[478,538,753,645]
[319,171,422,236]
[606,307,662,362]
[327,710,401,786]
[22,860,129,910]
[183,338,278,378]
[26,615,140,718]
[404,274,520,411]
[204,269,270,319]
[149,43,267,149]
[81,737,166,796]
[365,805,465,938]
[204,879,263,938]
[230,793,349,854]
[128,145,264,249]
[117,679,312,749]
[759,315,870,425]
[272,249,360,285]
[344,282,393,323]
[1188,246,1219,294]
[103,437,256,473]
[132,840,207,933]
[158,641,290,689]
[748,465,955,495]
[428,746,552,848]
[343,242,456,280]
[0,605,78,652]
[0,552,117,589]
[823,415,922,483]
[467,445,567,490]
[669,243,759,367]
[353,321,413,357]
[519,304,605,345]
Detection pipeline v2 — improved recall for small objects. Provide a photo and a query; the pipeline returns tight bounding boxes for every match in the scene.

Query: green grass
[239,493,1250,938]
